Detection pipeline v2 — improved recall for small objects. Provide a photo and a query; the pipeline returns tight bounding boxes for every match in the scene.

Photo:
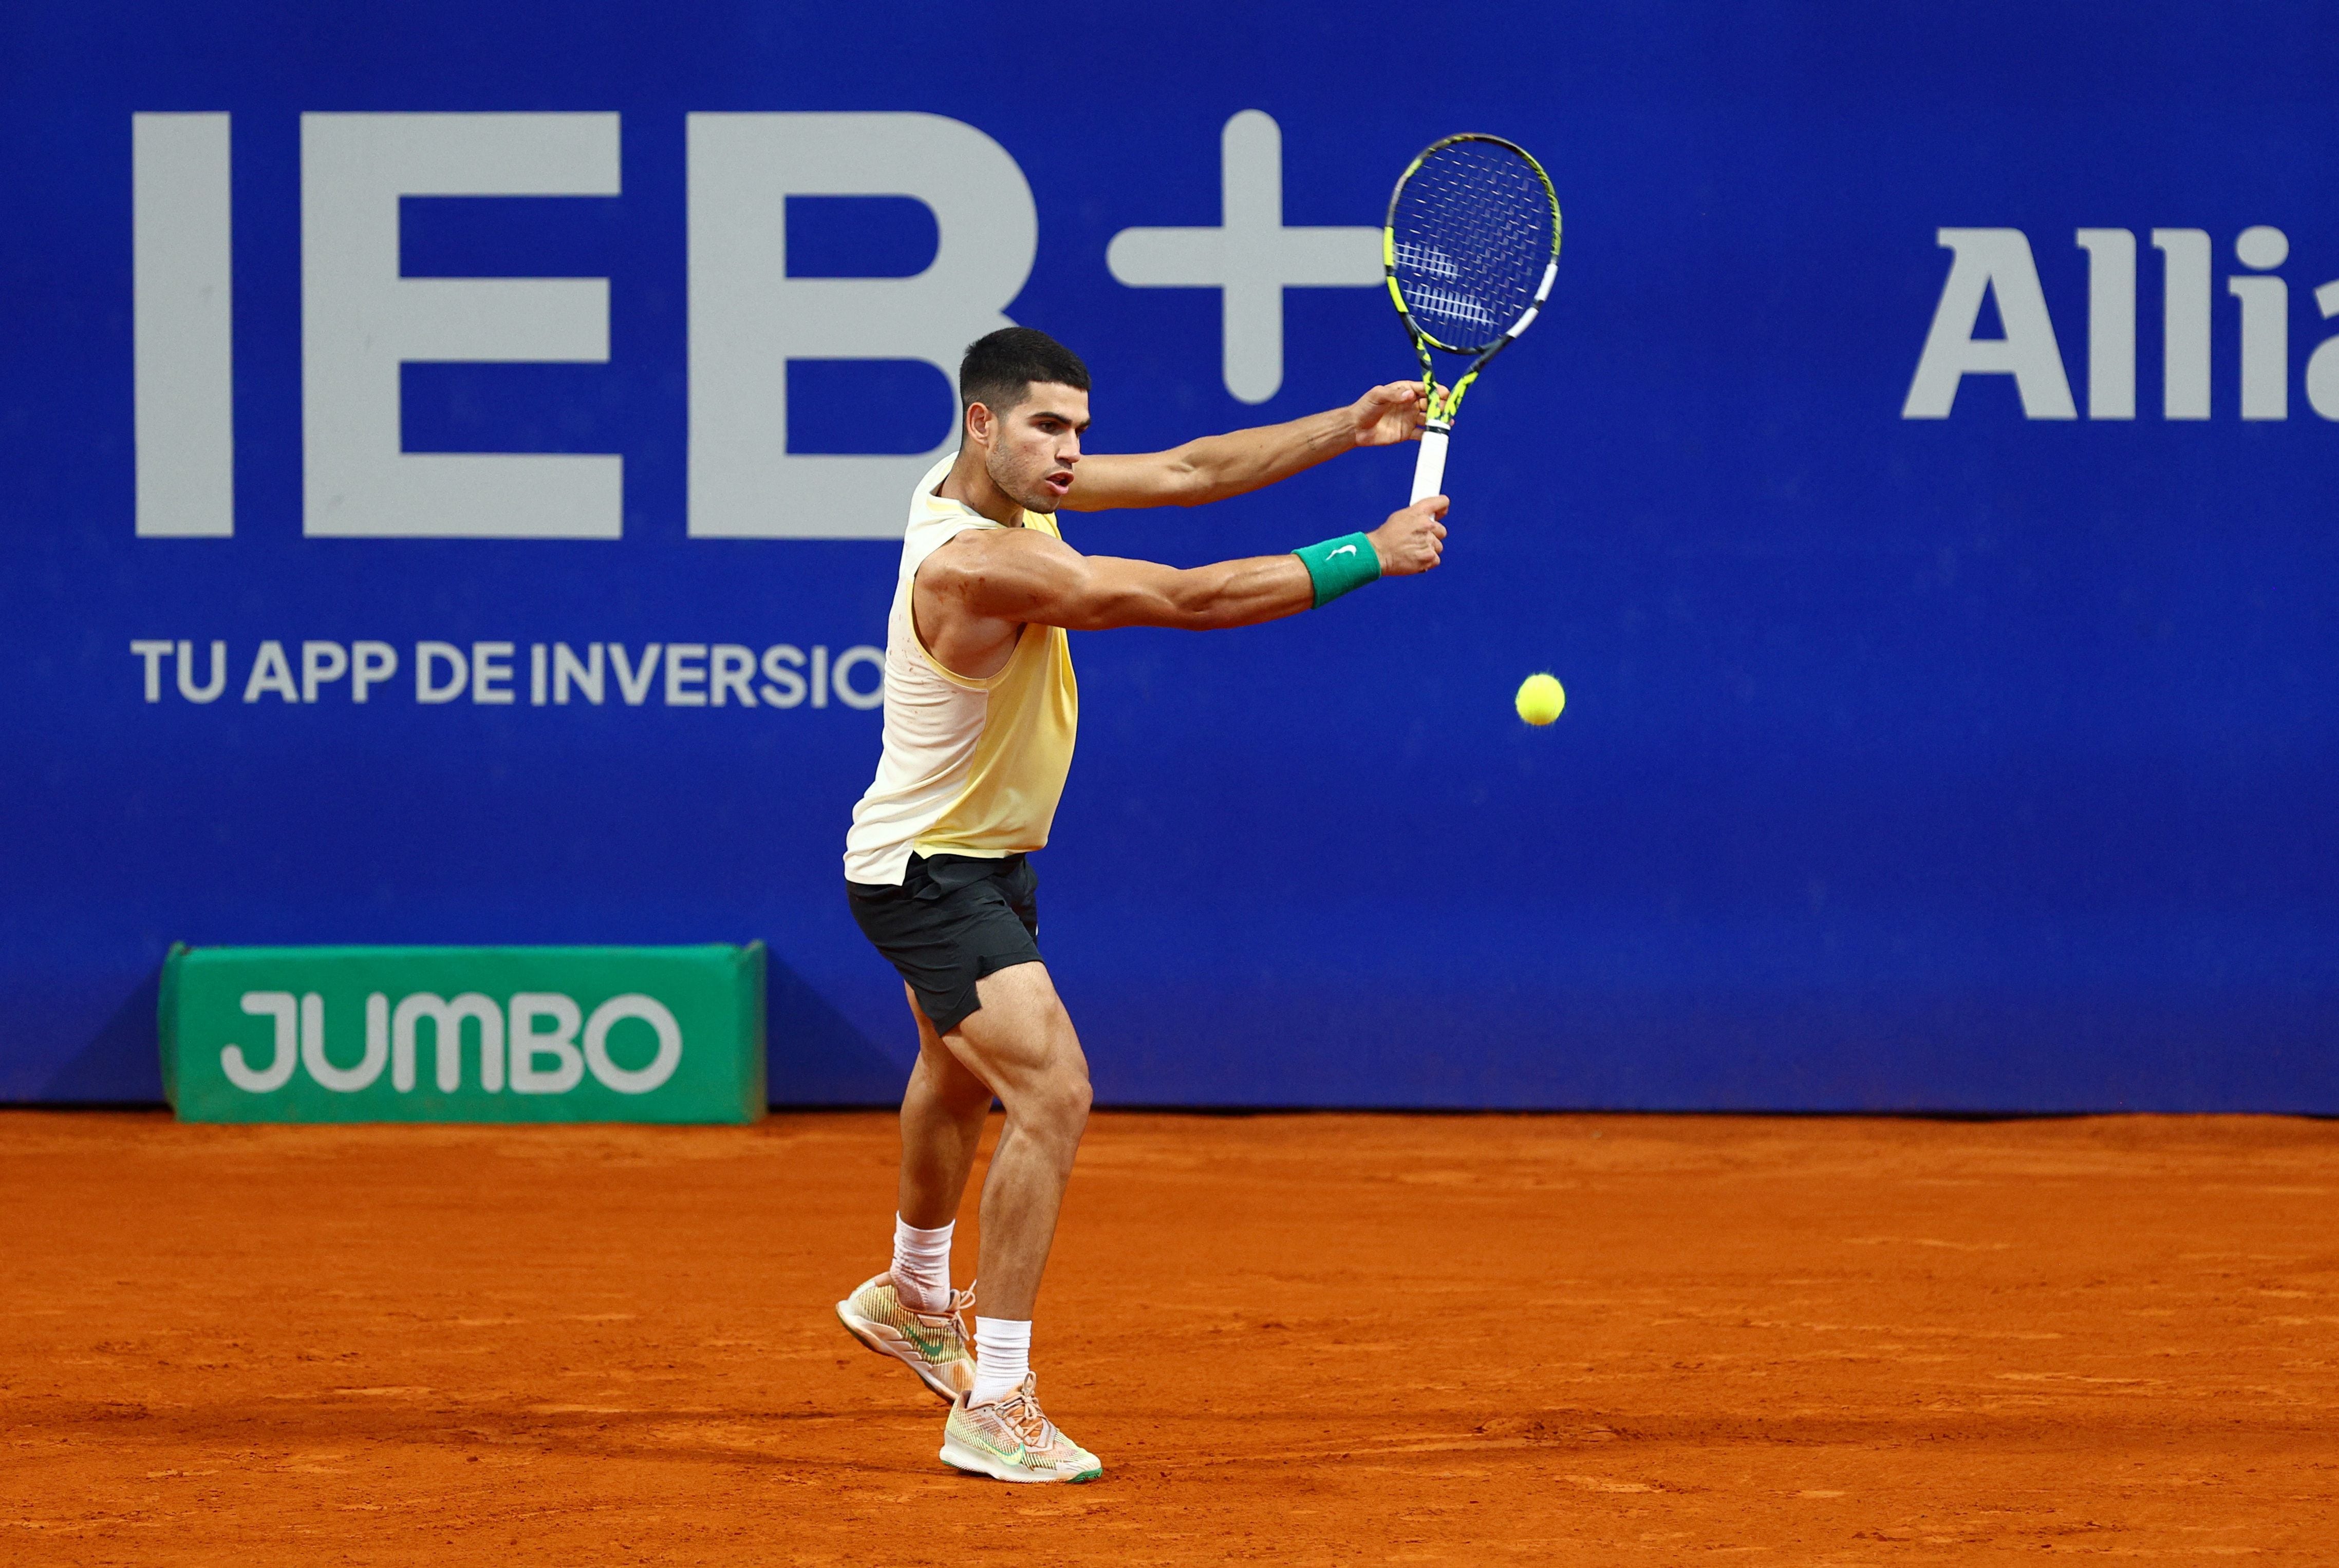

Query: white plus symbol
[1107,110,1382,404]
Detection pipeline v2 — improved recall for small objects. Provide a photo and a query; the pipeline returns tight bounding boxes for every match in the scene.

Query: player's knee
[1024,1061,1091,1148]
[1032,1000,1088,1107]
[1045,1068,1093,1127]
[1059,1070,1093,1129]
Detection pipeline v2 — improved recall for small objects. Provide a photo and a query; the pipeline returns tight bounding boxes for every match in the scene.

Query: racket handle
[1409,424,1450,504]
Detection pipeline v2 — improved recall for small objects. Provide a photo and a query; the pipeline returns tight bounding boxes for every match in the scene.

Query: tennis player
[834,327,1448,1483]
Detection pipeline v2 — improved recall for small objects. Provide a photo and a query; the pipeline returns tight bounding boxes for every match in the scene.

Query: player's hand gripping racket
[1384,134,1563,502]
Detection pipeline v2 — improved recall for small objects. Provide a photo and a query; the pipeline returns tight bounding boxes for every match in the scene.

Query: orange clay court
[3,1108,2335,1563]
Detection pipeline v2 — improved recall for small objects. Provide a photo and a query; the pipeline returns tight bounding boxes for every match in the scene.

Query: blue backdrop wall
[5,1,2335,1110]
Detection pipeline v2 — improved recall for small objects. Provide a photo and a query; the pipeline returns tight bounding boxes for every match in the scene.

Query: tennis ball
[1514,672,1565,726]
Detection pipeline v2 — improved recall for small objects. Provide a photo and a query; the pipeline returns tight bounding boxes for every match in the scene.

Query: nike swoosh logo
[1328,545,1357,559]
[957,1420,1027,1462]
[902,1323,958,1359]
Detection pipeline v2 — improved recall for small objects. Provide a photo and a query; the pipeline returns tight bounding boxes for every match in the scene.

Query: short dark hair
[959,327,1090,419]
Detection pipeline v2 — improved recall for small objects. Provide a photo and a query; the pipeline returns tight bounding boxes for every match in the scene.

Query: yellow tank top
[843,457,1080,886]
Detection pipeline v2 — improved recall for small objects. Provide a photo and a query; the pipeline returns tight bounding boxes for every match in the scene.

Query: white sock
[971,1317,1031,1406]
[890,1215,954,1314]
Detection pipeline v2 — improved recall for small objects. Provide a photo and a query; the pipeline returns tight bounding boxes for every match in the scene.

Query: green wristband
[1292,533,1381,609]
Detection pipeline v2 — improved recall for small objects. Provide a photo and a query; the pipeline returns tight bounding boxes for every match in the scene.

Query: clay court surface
[3,1111,2335,1563]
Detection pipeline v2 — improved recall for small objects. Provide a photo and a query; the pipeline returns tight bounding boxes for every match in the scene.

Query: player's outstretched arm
[1061,382,1427,513]
[928,499,1448,633]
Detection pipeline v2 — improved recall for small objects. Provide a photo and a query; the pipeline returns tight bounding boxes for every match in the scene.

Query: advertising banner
[4,3,2335,1110]
[160,943,766,1123]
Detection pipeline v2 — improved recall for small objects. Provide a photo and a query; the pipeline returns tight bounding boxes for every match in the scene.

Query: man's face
[974,382,1090,514]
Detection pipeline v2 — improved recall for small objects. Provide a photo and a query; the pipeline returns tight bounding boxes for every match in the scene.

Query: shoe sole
[939,1435,1102,1484]
[834,1299,964,1404]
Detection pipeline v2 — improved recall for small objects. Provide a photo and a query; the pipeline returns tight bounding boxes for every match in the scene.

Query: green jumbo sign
[159,944,766,1123]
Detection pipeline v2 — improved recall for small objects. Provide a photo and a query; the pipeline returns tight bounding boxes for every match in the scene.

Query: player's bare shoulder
[920,525,1075,598]
[916,527,1091,640]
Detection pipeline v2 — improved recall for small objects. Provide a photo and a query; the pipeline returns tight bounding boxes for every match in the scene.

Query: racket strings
[1390,140,1553,353]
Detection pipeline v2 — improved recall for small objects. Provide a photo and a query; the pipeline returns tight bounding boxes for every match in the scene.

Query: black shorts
[846,852,1042,1035]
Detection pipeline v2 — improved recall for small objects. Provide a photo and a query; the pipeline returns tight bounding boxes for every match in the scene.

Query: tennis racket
[1383,134,1563,502]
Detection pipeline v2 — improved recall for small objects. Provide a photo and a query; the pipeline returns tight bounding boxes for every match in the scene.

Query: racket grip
[1409,425,1450,504]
